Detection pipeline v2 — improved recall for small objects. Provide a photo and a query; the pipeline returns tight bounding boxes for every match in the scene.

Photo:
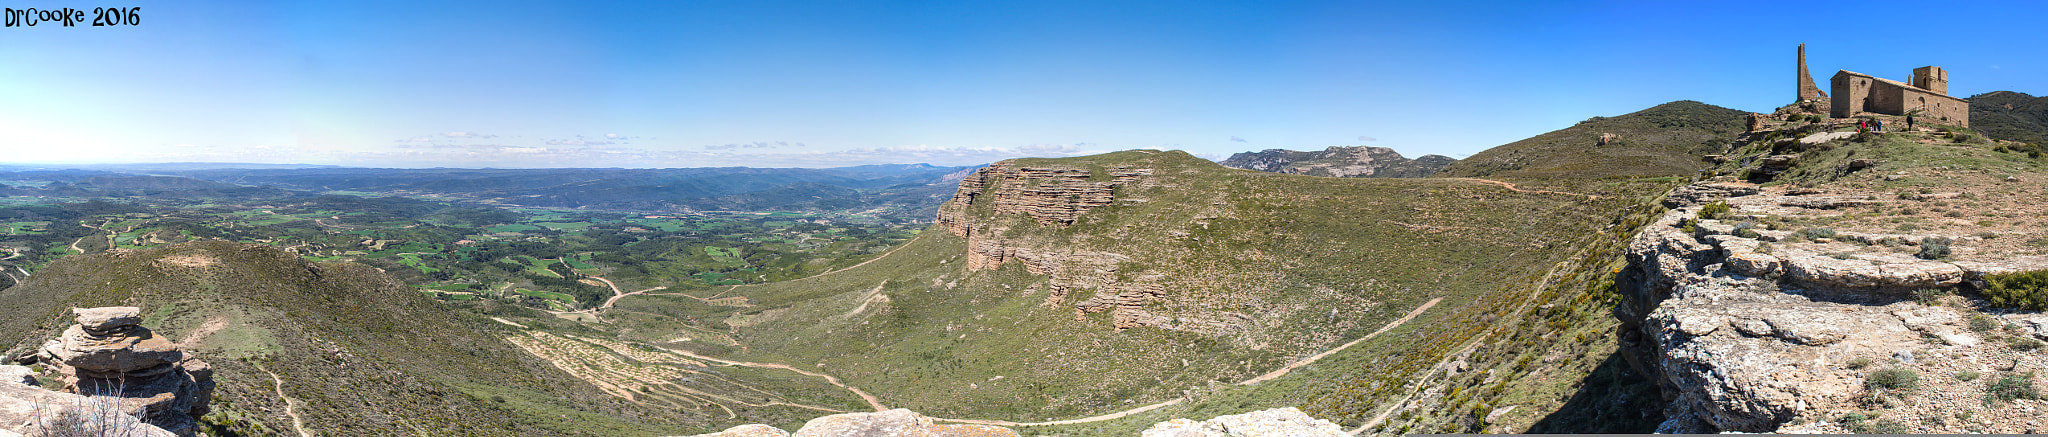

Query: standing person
[1875,119,1884,132]
[1908,114,1916,130]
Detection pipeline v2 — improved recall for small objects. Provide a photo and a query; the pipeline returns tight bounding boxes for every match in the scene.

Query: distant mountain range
[1216,146,1455,178]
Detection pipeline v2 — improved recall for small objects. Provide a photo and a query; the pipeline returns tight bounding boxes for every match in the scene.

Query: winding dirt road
[653,346,889,412]
[930,297,1444,427]
[1451,178,1599,199]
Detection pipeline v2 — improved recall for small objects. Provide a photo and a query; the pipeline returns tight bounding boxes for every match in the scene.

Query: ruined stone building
[1796,44,1827,102]
[1829,66,1970,127]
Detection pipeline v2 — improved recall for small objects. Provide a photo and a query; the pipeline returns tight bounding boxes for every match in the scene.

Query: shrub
[1732,222,1761,239]
[1911,288,1948,305]
[1958,370,1982,381]
[1698,202,1733,220]
[1983,269,2048,310]
[1846,357,1874,369]
[1971,314,1999,332]
[1917,236,1952,260]
[1798,227,1837,240]
[1986,372,2041,405]
[1866,367,1920,398]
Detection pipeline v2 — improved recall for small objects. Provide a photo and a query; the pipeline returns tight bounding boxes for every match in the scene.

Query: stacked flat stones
[34,307,213,436]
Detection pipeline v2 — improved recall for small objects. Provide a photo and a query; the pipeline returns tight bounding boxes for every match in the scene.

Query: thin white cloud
[1229,136,1248,143]
[1358,136,1377,142]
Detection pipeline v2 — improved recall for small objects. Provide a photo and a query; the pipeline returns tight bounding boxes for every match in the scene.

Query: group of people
[1854,114,1916,133]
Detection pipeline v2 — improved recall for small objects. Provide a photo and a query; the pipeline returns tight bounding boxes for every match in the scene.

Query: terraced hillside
[603,146,1692,434]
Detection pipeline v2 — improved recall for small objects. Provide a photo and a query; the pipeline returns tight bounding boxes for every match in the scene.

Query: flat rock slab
[73,307,142,331]
[1798,131,1856,145]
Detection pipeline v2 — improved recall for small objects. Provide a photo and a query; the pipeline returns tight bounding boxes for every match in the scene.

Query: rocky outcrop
[937,162,1149,228]
[1622,182,2048,433]
[685,424,795,437]
[22,307,213,436]
[1660,182,1760,208]
[936,162,1181,330]
[1,370,178,437]
[1217,146,1455,178]
[682,409,1018,437]
[1142,407,1347,437]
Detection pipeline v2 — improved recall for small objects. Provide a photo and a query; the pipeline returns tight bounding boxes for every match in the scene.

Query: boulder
[29,307,212,436]
[791,409,1018,437]
[1142,407,1347,437]
[73,307,142,334]
[686,424,791,437]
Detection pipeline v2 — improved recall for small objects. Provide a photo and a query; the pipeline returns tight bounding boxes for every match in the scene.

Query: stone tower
[1797,44,1827,101]
[1911,66,1949,95]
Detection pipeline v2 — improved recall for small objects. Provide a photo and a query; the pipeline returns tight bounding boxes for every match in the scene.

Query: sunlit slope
[680,150,1658,422]
[1436,100,1748,179]
[0,241,693,436]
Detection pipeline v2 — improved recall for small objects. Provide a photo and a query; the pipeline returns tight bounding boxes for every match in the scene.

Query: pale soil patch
[158,254,220,268]
[176,316,229,349]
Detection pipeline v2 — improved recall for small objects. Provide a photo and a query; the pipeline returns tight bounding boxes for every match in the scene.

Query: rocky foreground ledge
[1623,182,2048,433]
[682,407,1344,437]
[1,307,214,437]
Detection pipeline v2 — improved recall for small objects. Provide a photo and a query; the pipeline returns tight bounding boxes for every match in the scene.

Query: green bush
[1698,202,1732,220]
[1971,314,1999,332]
[1797,227,1836,240]
[2012,337,2047,351]
[1984,269,2048,310]
[1987,372,2041,405]
[1732,222,1761,239]
[1866,367,1919,398]
[1917,236,1952,260]
[1911,288,1948,305]
[1958,370,1982,381]
[1846,357,1874,369]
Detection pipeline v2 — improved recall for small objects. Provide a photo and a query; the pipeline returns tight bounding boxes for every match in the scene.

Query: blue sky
[2,0,2042,168]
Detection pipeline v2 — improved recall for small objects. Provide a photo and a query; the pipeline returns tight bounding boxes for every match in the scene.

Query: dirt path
[489,317,529,329]
[653,346,889,412]
[1350,253,1564,435]
[927,298,1444,427]
[1451,178,1600,199]
[257,364,311,437]
[1239,297,1441,385]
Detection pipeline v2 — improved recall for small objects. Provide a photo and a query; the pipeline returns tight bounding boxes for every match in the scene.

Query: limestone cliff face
[1619,182,2048,433]
[933,161,1176,329]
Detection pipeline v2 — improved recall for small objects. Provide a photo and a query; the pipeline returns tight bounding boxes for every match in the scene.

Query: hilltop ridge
[1218,146,1455,178]
[1436,101,1748,179]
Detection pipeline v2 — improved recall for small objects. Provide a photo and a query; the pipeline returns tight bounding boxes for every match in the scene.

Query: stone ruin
[1796,43,1828,102]
[0,307,214,436]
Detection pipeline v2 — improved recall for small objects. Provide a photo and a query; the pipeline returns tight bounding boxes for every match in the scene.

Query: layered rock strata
[1621,183,2048,433]
[28,307,214,436]
[935,162,1179,329]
